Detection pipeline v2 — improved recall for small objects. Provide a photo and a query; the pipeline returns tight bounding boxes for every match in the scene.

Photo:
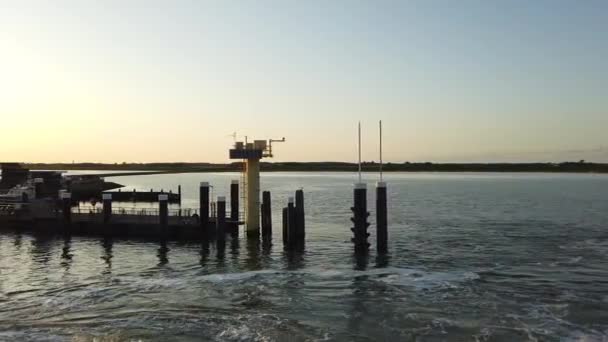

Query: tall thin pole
[358,121,362,184]
[379,120,383,182]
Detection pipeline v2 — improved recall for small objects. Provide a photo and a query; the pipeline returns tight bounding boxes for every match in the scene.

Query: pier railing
[70,204,245,221]
[71,206,211,218]
[1,202,244,222]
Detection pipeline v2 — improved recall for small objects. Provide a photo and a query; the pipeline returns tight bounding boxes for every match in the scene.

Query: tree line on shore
[23,160,608,173]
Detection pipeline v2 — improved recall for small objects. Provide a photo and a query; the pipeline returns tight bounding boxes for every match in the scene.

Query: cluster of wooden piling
[198,182,241,240]
[281,189,305,250]
[351,182,388,255]
[50,178,390,255]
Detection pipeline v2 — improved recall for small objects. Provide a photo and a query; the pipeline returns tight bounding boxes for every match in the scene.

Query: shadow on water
[245,237,261,270]
[157,241,169,266]
[216,240,226,264]
[375,253,390,268]
[283,248,306,270]
[262,236,272,256]
[353,253,369,271]
[100,237,113,274]
[13,231,22,250]
[29,234,53,266]
[347,272,371,340]
[61,234,73,271]
[230,237,240,265]
[348,252,375,339]
[200,239,210,266]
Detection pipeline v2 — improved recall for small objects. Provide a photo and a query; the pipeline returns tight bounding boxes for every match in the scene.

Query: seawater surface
[1,172,608,341]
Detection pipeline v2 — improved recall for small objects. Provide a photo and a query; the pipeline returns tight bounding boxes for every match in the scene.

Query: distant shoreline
[23,161,608,174]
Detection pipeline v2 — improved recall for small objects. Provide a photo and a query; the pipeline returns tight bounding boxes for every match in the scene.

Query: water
[1,172,608,341]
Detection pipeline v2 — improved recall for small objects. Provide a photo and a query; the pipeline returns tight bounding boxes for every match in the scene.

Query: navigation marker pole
[379,120,383,182]
[376,120,388,254]
[352,121,370,254]
[358,121,362,184]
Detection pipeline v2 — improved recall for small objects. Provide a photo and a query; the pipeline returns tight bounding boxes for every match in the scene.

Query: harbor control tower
[229,138,285,236]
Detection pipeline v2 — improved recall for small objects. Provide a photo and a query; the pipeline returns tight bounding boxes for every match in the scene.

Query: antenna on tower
[379,120,383,182]
[358,121,362,184]
[227,132,237,142]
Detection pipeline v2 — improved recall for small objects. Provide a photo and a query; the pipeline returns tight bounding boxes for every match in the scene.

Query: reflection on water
[13,232,22,249]
[199,240,210,266]
[30,234,53,266]
[375,254,390,268]
[100,237,113,272]
[157,241,169,266]
[1,172,608,341]
[60,235,73,271]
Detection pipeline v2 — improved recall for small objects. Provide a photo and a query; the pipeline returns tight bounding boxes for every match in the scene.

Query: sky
[1,0,606,163]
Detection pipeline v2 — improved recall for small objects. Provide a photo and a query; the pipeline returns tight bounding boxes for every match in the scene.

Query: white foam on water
[217,325,258,341]
[373,267,480,289]
[199,270,279,283]
[563,329,608,342]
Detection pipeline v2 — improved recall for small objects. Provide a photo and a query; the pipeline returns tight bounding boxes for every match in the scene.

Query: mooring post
[230,180,239,237]
[282,207,288,246]
[217,196,226,241]
[178,185,182,205]
[34,178,44,199]
[61,192,72,225]
[102,193,112,224]
[376,182,388,254]
[159,194,169,237]
[200,182,210,237]
[261,191,272,238]
[295,189,305,244]
[351,183,370,254]
[287,197,296,248]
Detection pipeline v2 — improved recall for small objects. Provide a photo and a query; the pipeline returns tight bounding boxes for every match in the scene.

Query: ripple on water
[1,172,608,340]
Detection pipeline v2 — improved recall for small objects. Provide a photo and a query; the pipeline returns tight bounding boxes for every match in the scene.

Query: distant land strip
[24,161,608,174]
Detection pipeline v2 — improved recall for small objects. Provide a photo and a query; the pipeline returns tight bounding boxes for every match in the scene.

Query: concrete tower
[229,138,284,236]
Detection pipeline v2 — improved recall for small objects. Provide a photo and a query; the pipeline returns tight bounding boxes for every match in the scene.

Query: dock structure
[1,130,392,252]
[0,181,243,241]
[2,205,240,240]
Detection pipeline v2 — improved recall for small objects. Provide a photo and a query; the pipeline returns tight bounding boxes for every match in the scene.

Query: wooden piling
[200,182,210,237]
[287,197,296,248]
[216,196,226,241]
[102,193,112,224]
[261,191,272,238]
[282,207,288,246]
[159,194,169,237]
[351,183,370,254]
[61,192,72,226]
[34,178,43,199]
[376,182,388,254]
[295,190,305,243]
[230,180,239,237]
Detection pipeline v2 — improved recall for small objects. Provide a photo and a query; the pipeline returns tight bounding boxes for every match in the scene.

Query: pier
[1,190,240,240]
[1,135,389,252]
